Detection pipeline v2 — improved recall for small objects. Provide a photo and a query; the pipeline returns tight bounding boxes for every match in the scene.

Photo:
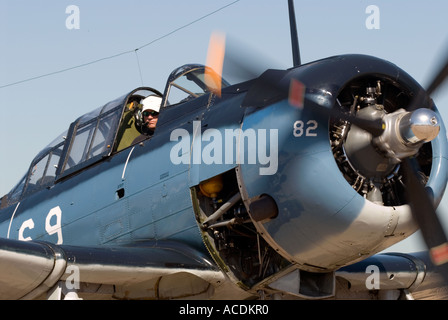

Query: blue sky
[0,0,447,252]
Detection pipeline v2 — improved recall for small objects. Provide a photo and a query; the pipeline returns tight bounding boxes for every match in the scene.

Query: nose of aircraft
[236,78,447,272]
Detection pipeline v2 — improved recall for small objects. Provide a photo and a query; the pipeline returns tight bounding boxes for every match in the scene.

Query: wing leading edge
[336,251,448,300]
[0,238,236,300]
[3,236,444,300]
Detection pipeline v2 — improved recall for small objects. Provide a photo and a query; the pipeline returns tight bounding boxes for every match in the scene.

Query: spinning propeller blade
[204,1,448,280]
[205,32,226,97]
[427,52,448,97]
[401,51,448,274]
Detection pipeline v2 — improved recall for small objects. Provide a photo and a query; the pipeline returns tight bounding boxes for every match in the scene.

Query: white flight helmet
[141,95,162,113]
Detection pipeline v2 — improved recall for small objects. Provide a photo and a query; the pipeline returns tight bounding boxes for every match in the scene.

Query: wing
[405,251,448,300]
[0,237,239,300]
[6,235,445,300]
[335,251,448,299]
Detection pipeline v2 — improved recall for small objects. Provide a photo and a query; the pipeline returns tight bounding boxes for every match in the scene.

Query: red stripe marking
[289,78,305,109]
[430,242,448,265]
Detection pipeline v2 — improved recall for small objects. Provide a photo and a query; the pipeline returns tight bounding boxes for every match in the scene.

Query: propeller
[205,32,226,97]
[402,157,448,267]
[204,23,448,276]
[406,52,448,113]
[427,52,448,97]
[296,53,448,270]
[400,52,448,282]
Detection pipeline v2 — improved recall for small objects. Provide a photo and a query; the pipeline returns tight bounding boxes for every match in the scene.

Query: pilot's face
[143,110,159,130]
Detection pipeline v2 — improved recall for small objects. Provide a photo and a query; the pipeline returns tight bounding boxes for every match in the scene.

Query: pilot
[132,95,162,144]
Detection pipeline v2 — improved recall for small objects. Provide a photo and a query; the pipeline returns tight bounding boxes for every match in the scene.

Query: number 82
[293,120,318,137]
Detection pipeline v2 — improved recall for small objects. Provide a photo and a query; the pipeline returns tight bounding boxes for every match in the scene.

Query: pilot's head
[141,95,162,131]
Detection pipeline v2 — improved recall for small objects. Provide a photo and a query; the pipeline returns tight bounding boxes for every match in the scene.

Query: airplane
[0,0,448,300]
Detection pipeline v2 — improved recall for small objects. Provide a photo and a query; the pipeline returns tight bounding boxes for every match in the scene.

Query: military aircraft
[0,0,448,300]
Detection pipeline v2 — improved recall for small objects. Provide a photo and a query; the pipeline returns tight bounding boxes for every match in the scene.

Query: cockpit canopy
[1,64,229,208]
[161,64,229,107]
